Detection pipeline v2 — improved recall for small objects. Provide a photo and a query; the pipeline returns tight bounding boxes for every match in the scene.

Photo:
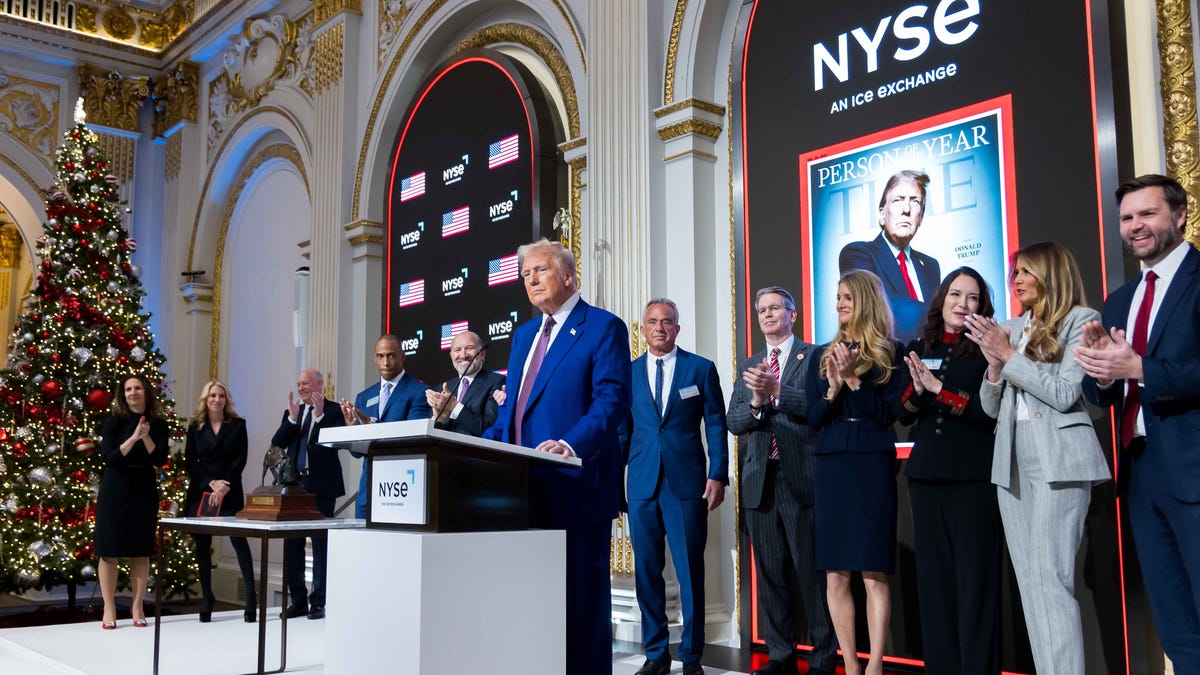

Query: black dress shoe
[198,611,211,623]
[280,604,308,619]
[681,662,704,675]
[634,654,672,675]
[750,658,794,675]
[306,605,325,620]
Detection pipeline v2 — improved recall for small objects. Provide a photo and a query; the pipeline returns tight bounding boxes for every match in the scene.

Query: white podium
[325,528,566,674]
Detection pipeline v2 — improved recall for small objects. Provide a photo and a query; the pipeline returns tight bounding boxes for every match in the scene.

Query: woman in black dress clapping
[183,380,256,623]
[807,270,904,675]
[897,267,1002,674]
[95,374,169,630]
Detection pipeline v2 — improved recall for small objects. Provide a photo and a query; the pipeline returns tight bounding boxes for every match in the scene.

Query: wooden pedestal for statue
[236,486,323,521]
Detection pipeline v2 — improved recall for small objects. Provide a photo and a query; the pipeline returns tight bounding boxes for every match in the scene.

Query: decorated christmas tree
[0,101,196,602]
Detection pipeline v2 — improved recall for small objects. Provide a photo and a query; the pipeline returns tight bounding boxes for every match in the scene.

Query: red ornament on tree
[74,437,96,454]
[12,441,27,457]
[39,380,63,398]
[72,469,88,483]
[85,389,112,410]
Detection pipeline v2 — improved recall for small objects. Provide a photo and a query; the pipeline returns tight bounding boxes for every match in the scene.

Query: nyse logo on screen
[397,279,424,308]
[399,221,424,249]
[441,320,469,350]
[442,267,469,297]
[811,0,980,91]
[442,207,470,237]
[400,172,425,201]
[443,163,465,185]
[488,311,520,341]
[399,329,423,355]
[490,190,519,222]
[488,254,519,286]
[488,134,520,169]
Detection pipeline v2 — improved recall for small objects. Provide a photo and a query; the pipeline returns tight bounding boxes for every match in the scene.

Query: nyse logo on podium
[372,456,427,525]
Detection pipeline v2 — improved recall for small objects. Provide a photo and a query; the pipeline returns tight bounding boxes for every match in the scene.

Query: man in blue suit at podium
[484,238,632,675]
[339,334,431,518]
[621,299,728,675]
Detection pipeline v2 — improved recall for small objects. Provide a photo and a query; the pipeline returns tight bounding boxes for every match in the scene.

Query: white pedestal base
[325,528,566,674]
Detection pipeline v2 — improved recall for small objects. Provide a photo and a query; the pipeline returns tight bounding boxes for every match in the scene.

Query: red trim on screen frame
[740,0,1122,670]
[384,56,537,331]
[797,95,1020,337]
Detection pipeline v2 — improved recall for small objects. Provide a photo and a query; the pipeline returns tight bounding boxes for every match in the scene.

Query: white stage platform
[0,610,749,674]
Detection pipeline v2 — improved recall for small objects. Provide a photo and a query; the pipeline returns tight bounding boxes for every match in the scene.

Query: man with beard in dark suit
[426,330,504,436]
[727,286,836,675]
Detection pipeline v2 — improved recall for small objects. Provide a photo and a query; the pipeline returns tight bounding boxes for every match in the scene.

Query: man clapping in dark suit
[271,368,344,621]
[727,287,836,675]
[426,331,504,437]
[338,335,431,519]
[621,299,728,675]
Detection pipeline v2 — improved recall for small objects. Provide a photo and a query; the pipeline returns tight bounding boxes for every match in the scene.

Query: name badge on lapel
[921,358,943,371]
[366,395,380,407]
[679,385,700,399]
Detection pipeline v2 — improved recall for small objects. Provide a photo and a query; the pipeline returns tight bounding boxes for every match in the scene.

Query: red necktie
[769,347,781,460]
[897,251,918,299]
[1120,271,1157,448]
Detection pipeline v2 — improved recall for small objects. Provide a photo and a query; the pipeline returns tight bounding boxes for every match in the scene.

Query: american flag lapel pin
[569,328,577,336]
[796,354,804,361]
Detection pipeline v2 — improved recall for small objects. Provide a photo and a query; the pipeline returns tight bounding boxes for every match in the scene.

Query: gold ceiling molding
[10,0,195,51]
[315,0,362,29]
[0,227,21,267]
[78,64,151,133]
[209,143,308,378]
[165,133,183,181]
[187,105,307,269]
[559,136,587,153]
[664,0,688,105]
[655,97,725,119]
[355,0,586,221]
[0,67,60,162]
[0,151,43,207]
[1157,0,1200,245]
[377,0,414,69]
[658,118,722,141]
[208,14,316,155]
[452,23,581,139]
[152,61,199,138]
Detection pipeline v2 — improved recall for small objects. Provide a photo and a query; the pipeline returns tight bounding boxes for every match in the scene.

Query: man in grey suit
[727,286,836,675]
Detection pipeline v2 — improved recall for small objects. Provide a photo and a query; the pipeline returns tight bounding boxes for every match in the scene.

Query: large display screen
[386,54,558,386]
[737,1,1129,671]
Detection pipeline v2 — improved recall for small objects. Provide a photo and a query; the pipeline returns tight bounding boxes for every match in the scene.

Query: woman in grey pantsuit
[965,241,1111,675]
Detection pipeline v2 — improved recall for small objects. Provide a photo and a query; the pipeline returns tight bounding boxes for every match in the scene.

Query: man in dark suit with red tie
[1077,174,1200,673]
[484,238,631,675]
[727,287,836,675]
[271,368,344,620]
[426,330,504,436]
[839,170,941,343]
[620,299,728,675]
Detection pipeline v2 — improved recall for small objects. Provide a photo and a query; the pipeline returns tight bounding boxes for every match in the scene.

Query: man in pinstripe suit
[727,286,837,675]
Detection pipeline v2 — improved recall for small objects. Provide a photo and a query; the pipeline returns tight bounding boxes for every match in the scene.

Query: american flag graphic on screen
[442,206,470,237]
[440,320,469,349]
[488,134,520,169]
[397,279,425,307]
[399,172,425,201]
[487,254,520,286]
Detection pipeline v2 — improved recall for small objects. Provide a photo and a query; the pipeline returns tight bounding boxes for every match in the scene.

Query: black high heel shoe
[244,591,258,623]
[199,591,214,623]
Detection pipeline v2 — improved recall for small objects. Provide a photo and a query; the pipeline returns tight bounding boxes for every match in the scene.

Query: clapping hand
[742,359,779,407]
[964,313,1013,376]
[492,385,506,405]
[903,351,942,395]
[1074,322,1141,384]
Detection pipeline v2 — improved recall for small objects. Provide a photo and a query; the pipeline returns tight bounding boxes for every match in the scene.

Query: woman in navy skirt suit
[807,270,903,675]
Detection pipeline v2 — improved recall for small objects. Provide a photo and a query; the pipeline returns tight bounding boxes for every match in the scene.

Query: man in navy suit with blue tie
[621,299,728,675]
[1077,174,1200,673]
[484,238,632,675]
[338,334,431,518]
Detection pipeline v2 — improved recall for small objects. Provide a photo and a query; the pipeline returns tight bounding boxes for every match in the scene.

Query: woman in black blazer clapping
[183,380,256,622]
[897,267,1001,674]
[807,270,904,675]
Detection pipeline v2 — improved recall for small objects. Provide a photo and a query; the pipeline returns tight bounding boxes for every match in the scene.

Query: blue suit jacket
[352,373,432,516]
[484,299,632,528]
[839,233,941,342]
[620,349,729,501]
[1083,244,1200,500]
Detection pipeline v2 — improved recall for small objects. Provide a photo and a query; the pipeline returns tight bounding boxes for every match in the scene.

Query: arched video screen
[386,53,558,386]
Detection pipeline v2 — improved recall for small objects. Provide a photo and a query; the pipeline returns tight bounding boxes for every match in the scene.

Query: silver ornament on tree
[130,346,146,362]
[32,374,45,385]
[71,347,92,365]
[129,264,142,278]
[28,467,52,485]
[15,569,39,590]
[80,564,97,580]
[45,443,60,455]
[29,540,52,558]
